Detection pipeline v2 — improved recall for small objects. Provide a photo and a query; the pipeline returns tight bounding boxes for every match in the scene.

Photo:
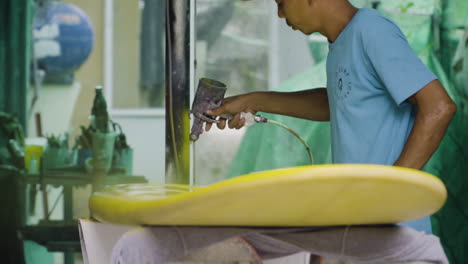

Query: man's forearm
[394,102,456,170]
[250,88,330,121]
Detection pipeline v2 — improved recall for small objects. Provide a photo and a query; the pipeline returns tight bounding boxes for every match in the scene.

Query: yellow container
[24,145,44,173]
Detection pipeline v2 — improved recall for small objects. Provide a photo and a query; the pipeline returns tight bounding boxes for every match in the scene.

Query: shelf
[19,168,147,187]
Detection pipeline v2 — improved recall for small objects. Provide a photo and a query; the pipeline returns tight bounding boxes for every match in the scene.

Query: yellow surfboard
[89,164,447,227]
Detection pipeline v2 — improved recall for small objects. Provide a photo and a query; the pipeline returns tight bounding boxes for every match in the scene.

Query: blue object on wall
[33,2,94,84]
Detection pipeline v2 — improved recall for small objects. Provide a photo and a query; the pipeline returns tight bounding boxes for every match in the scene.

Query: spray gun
[189,78,314,164]
[189,78,268,142]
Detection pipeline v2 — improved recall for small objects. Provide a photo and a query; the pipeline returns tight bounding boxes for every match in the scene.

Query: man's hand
[205,93,257,131]
[394,80,456,169]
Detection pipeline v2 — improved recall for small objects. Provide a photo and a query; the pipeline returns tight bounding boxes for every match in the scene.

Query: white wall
[28,82,81,137]
[110,113,166,183]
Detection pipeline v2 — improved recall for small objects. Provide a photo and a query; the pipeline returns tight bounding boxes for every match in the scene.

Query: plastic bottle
[91,86,109,133]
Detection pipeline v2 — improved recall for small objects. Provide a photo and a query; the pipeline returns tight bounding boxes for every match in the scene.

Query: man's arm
[206,88,330,130]
[394,80,456,169]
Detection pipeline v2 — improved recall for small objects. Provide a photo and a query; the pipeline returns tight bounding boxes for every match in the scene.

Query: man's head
[274,0,324,35]
[242,0,356,41]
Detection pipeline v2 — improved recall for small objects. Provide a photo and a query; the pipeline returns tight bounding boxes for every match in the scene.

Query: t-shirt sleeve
[363,17,437,105]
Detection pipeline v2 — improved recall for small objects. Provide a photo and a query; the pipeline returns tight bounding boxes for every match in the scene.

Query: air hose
[241,112,314,165]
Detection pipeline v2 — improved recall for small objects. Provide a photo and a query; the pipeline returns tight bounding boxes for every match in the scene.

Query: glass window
[193,0,316,185]
[195,0,271,96]
[194,0,272,185]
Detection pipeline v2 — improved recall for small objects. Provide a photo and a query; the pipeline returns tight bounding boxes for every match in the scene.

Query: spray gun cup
[190,78,228,141]
[198,78,227,90]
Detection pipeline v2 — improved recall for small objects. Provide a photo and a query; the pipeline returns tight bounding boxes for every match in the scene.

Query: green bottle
[91,86,109,133]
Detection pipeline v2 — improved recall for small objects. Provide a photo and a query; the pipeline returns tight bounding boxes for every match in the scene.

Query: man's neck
[319,1,359,43]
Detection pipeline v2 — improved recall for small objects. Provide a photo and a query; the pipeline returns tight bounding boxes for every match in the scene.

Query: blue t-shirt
[326,8,437,165]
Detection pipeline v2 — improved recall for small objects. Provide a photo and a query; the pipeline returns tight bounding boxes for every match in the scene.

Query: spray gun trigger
[195,113,220,124]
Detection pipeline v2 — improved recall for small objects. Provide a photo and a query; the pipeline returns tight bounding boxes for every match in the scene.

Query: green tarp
[0,0,33,130]
[0,1,40,264]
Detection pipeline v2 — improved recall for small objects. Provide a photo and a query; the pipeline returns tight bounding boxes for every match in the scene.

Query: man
[206,0,456,171]
[205,0,456,262]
